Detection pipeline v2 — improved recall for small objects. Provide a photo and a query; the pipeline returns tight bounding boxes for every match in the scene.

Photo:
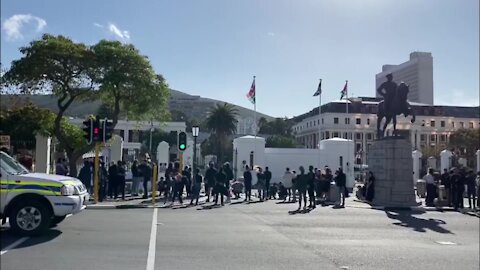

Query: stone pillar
[109,135,123,163]
[367,138,418,208]
[412,150,422,185]
[156,141,169,165]
[34,135,51,173]
[476,150,480,173]
[427,156,437,170]
[440,150,453,172]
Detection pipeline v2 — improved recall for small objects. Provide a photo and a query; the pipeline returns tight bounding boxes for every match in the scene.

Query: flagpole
[253,75,257,138]
[318,79,322,166]
[345,80,349,115]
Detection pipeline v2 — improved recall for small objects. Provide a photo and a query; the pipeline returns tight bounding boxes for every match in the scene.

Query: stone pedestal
[367,137,418,208]
[34,135,51,173]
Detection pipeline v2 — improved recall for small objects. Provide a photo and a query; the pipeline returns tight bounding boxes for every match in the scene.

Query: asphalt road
[1,198,479,270]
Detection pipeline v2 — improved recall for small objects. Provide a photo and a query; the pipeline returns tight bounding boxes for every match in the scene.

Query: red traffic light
[93,127,100,135]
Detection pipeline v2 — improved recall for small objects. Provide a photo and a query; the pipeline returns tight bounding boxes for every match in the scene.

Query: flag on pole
[246,77,256,104]
[340,80,348,100]
[313,79,322,96]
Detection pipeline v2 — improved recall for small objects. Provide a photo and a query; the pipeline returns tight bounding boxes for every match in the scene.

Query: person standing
[440,168,452,206]
[296,166,308,211]
[243,165,253,201]
[171,170,184,205]
[56,158,68,176]
[334,168,346,208]
[108,162,117,199]
[116,161,126,200]
[99,161,108,202]
[291,170,298,203]
[214,167,227,206]
[423,168,436,207]
[282,168,293,202]
[205,163,217,203]
[139,159,152,199]
[307,166,316,208]
[256,167,266,201]
[190,168,203,206]
[365,171,375,203]
[183,166,191,198]
[78,160,92,194]
[451,168,465,210]
[131,160,142,196]
[465,170,476,209]
[264,167,272,200]
[224,163,234,203]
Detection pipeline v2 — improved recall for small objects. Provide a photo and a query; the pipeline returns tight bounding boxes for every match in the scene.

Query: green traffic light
[179,144,186,150]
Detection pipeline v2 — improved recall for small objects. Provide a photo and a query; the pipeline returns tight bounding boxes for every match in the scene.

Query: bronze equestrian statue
[376,73,416,138]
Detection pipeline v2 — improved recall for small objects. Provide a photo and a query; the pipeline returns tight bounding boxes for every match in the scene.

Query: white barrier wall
[440,150,453,172]
[233,136,266,185]
[263,138,355,188]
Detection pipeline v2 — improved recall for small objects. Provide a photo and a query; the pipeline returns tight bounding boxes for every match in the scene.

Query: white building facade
[292,98,479,165]
[376,52,434,104]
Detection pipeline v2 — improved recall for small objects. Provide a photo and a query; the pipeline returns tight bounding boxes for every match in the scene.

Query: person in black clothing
[224,163,234,203]
[190,168,203,206]
[243,165,253,201]
[440,168,451,206]
[139,159,152,199]
[307,166,316,208]
[115,161,126,200]
[451,168,465,210]
[257,167,266,201]
[214,168,227,206]
[465,170,476,209]
[78,160,92,193]
[264,167,272,200]
[296,166,308,211]
[99,161,108,202]
[108,162,117,199]
[183,166,191,197]
[205,163,217,202]
[171,170,184,205]
[335,168,347,207]
[365,171,375,203]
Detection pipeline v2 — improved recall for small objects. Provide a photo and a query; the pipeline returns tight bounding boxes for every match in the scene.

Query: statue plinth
[367,137,418,208]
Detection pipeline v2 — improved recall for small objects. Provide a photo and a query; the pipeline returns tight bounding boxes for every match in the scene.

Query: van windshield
[0,151,29,175]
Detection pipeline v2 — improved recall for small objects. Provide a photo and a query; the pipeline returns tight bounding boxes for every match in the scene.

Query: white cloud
[93,22,104,28]
[436,89,479,107]
[2,14,46,41]
[108,23,130,42]
[267,32,275,36]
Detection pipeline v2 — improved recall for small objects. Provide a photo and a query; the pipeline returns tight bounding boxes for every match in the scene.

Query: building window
[322,118,324,124]
[430,134,436,142]
[333,132,339,138]
[469,122,474,129]
[367,133,372,140]
[325,131,330,139]
[451,122,455,128]
[314,121,316,126]
[460,122,464,128]
[321,132,325,140]
[440,121,445,128]
[356,143,362,152]
[420,134,426,141]
[343,132,348,139]
[334,118,339,124]
[430,120,435,127]
[356,133,362,140]
[367,119,370,125]
[440,135,446,142]
[345,118,350,125]
[356,118,361,125]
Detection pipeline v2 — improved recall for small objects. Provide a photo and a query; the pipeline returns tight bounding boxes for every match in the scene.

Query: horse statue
[376,82,416,138]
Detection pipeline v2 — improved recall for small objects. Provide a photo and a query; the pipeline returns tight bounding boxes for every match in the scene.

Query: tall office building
[376,52,434,104]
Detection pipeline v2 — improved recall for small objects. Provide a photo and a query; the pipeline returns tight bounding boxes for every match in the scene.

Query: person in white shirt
[422,168,436,207]
[282,168,294,202]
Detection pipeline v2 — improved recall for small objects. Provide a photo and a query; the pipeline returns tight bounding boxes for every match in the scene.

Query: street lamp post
[192,126,199,173]
[149,125,154,155]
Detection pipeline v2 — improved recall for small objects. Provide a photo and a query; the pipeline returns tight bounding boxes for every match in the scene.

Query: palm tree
[205,103,238,163]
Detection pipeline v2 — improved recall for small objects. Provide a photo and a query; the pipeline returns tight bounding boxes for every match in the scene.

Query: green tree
[92,40,169,126]
[3,34,96,175]
[205,103,238,163]
[265,135,297,148]
[259,117,293,135]
[448,128,480,161]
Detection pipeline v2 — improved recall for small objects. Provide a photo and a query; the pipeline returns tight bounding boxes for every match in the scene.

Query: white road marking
[1,237,28,256]
[146,208,158,270]
[436,241,457,245]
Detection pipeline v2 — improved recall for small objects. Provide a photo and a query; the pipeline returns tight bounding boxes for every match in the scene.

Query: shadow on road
[288,208,313,215]
[1,228,62,251]
[384,209,453,234]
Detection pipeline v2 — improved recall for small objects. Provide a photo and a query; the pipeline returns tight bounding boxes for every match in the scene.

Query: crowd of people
[423,167,480,210]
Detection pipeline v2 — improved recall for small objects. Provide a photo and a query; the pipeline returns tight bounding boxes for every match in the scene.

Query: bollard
[152,164,158,205]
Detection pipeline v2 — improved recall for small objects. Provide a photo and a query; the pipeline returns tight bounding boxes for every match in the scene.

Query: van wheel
[9,200,52,236]
[50,215,66,227]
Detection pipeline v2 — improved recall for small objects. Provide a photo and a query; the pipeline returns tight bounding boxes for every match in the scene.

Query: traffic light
[178,132,187,151]
[82,119,93,144]
[102,119,114,142]
[92,118,101,142]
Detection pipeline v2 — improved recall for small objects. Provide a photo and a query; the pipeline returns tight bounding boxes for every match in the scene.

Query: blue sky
[1,0,479,118]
